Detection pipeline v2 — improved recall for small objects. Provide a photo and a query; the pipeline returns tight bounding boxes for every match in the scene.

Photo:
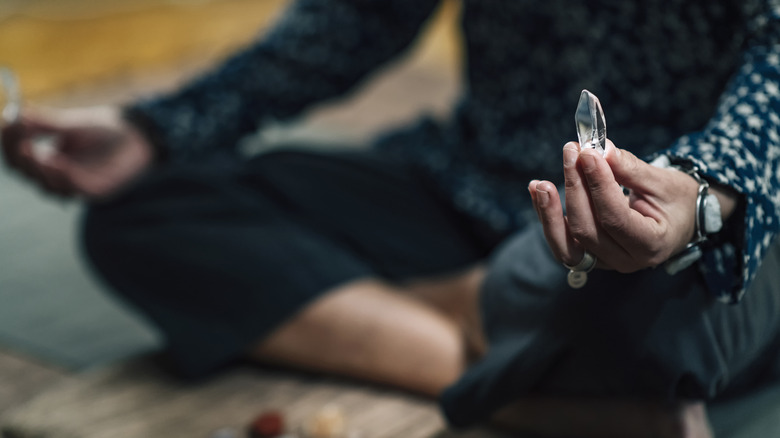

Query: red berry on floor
[249,410,285,438]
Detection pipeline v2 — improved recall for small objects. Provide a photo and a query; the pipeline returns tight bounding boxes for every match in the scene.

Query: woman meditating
[3,1,780,436]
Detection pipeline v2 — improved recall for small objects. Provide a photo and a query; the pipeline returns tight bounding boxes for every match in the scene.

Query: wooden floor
[0,348,71,417]
[0,357,496,438]
[0,0,290,100]
[0,0,461,105]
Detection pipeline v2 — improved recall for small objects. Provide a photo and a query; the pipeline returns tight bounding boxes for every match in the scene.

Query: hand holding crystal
[1,106,155,199]
[529,140,702,274]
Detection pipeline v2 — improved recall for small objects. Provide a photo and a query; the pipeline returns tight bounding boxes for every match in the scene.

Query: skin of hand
[529,140,714,273]
[1,106,155,200]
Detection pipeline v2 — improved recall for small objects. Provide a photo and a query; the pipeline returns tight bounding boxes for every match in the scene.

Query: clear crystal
[0,67,20,151]
[575,89,606,155]
[0,67,22,124]
[1,66,20,126]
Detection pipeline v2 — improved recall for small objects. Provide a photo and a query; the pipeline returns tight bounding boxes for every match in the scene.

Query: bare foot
[661,401,713,438]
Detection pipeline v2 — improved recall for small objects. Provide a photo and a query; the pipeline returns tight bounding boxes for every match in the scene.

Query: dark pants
[81,148,501,378]
[82,147,780,427]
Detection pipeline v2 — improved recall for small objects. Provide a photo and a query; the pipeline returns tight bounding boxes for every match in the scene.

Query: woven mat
[3,354,780,438]
[0,358,505,438]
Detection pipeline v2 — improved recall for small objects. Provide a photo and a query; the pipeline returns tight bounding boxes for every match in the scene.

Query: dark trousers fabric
[81,148,501,378]
[442,223,780,427]
[82,146,780,427]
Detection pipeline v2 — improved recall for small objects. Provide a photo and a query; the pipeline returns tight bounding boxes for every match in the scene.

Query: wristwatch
[657,160,723,275]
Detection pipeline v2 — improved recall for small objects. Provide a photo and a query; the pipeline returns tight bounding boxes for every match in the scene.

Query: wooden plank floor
[0,348,71,417]
[0,358,438,438]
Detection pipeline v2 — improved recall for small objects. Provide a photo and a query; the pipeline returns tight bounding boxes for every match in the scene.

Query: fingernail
[536,188,550,206]
[579,153,597,172]
[563,144,578,167]
[605,139,621,157]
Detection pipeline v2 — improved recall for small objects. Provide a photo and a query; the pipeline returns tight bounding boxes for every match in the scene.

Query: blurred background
[0,0,462,374]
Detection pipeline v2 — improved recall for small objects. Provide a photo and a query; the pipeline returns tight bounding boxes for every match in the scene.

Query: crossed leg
[82,148,721,436]
[250,267,486,397]
[249,266,713,437]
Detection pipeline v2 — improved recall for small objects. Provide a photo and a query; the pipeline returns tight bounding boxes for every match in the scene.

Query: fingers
[3,106,148,199]
[604,139,657,194]
[578,144,669,269]
[2,110,76,195]
[577,147,633,230]
[530,179,583,266]
[561,142,638,271]
[3,111,60,169]
[562,142,597,242]
[36,153,77,197]
[531,140,685,273]
[1,119,27,169]
[582,146,663,235]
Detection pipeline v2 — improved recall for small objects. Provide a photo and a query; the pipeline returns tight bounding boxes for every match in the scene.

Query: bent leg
[82,149,498,394]
[252,278,468,397]
[442,224,780,434]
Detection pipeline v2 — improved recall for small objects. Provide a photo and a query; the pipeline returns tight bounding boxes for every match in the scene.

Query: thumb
[2,111,63,170]
[604,139,655,191]
[19,110,67,135]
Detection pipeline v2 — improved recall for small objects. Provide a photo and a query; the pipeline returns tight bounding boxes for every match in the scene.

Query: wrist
[709,183,738,222]
[651,157,726,274]
[121,106,166,164]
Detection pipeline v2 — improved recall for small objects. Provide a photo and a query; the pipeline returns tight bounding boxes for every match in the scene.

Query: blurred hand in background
[1,106,154,200]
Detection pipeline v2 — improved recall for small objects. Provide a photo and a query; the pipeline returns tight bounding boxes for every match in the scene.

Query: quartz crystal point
[575,89,606,156]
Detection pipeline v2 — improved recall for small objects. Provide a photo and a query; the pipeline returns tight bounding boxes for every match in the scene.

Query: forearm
[130,0,440,162]
[664,5,780,303]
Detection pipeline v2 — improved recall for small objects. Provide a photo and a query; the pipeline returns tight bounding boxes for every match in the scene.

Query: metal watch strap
[662,163,721,275]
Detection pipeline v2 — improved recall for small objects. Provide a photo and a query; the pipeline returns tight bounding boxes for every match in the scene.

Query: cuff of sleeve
[655,151,749,304]
[122,105,170,163]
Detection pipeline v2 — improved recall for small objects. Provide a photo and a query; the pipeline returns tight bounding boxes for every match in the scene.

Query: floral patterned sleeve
[666,2,780,304]
[124,0,439,162]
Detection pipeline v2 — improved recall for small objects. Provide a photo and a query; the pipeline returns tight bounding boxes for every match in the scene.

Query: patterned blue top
[129,0,780,304]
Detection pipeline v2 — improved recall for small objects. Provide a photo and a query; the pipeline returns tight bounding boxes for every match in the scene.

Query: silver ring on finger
[564,251,597,289]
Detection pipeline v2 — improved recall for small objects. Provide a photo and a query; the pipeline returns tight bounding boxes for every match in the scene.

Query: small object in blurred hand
[0,67,58,160]
[575,89,607,156]
[0,66,21,150]
[249,410,286,438]
[0,66,20,126]
[210,427,241,438]
[302,404,347,438]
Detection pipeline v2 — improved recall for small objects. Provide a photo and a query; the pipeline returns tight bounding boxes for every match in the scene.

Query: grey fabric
[710,382,780,438]
[443,223,780,428]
